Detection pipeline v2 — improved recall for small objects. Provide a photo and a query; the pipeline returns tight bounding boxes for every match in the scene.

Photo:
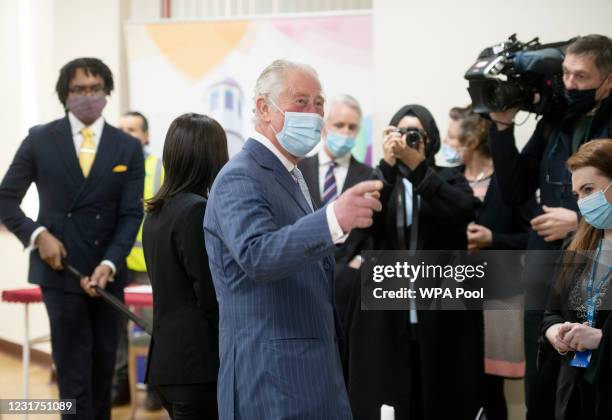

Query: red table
[1,286,152,405]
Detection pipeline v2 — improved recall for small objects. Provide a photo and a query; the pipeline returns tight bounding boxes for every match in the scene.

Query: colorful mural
[125,14,373,163]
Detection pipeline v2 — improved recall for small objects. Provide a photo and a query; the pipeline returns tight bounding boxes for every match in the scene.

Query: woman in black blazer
[142,113,228,419]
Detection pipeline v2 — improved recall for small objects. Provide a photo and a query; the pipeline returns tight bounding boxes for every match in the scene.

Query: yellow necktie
[79,127,96,177]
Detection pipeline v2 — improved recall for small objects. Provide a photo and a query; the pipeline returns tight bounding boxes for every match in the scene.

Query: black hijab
[389,104,441,165]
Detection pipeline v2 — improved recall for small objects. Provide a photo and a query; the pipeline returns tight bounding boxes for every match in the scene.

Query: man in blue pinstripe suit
[204,59,383,419]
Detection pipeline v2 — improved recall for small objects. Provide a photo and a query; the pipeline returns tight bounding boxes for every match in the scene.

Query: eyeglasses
[68,84,105,95]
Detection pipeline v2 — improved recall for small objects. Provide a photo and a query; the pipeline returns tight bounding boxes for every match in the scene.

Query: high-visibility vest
[127,154,164,272]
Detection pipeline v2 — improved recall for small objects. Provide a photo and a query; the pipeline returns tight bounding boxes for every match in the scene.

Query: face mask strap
[602,182,612,200]
[267,98,285,137]
[580,182,612,205]
[269,98,284,115]
[596,73,610,90]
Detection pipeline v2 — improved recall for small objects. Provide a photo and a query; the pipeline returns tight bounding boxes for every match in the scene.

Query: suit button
[67,212,72,218]
[95,214,100,220]
[324,261,331,270]
[94,240,99,246]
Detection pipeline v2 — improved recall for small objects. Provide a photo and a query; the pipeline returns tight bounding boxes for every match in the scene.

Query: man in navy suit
[204,59,383,419]
[0,58,144,419]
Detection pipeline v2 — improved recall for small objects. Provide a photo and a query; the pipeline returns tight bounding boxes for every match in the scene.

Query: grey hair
[252,59,320,125]
[326,94,362,120]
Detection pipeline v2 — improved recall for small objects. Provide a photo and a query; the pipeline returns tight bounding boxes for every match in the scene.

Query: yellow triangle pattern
[146,21,250,81]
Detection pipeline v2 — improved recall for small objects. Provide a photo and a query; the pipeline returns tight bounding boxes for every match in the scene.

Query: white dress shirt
[250,131,347,244]
[317,147,351,198]
[29,112,116,276]
[68,111,104,155]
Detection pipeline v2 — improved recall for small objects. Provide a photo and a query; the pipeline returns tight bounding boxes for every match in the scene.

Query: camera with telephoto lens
[395,127,426,149]
[465,34,576,115]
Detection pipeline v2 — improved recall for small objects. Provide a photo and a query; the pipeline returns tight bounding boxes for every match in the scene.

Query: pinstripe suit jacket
[204,138,352,420]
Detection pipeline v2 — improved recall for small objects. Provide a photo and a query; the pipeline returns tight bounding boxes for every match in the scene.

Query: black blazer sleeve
[541,306,566,339]
[103,140,145,267]
[584,313,612,404]
[176,198,219,324]
[0,133,42,246]
[490,198,537,250]
[488,120,550,206]
[402,161,475,229]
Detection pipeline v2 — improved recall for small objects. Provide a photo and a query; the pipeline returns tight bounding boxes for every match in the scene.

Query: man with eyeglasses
[0,58,144,419]
[487,35,612,419]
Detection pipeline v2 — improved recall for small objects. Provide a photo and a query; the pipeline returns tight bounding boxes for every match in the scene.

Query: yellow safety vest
[126,154,164,272]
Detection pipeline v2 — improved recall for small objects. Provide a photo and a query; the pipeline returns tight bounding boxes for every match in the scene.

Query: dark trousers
[524,310,545,419]
[484,375,507,420]
[408,340,425,420]
[41,286,123,420]
[155,383,218,420]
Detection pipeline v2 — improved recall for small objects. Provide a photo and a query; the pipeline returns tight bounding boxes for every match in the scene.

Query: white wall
[0,0,130,349]
[372,0,612,163]
[0,0,44,350]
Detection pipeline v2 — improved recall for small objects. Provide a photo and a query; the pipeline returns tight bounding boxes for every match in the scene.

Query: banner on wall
[124,13,373,163]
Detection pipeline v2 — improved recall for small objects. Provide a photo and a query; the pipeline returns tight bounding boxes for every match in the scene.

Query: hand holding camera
[382,126,401,166]
[382,126,427,169]
[489,107,520,130]
[391,127,427,170]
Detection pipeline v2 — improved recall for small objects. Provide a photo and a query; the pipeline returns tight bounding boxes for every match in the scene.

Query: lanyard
[585,241,612,326]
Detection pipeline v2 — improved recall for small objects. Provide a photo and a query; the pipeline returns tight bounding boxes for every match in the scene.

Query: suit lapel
[244,139,312,216]
[343,156,370,192]
[84,123,115,189]
[52,117,85,185]
[301,155,322,209]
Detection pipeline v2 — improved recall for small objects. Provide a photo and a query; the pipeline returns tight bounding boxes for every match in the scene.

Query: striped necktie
[79,127,96,177]
[322,160,337,204]
[291,167,314,212]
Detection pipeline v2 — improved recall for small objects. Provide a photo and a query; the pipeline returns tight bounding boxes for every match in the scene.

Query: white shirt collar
[250,130,296,173]
[318,146,351,168]
[68,112,105,137]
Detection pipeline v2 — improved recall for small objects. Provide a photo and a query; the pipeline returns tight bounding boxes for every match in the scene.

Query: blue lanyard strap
[585,241,612,326]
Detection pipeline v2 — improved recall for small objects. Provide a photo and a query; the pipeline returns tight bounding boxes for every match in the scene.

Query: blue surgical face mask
[441,143,463,164]
[326,131,356,157]
[577,182,612,229]
[270,100,323,157]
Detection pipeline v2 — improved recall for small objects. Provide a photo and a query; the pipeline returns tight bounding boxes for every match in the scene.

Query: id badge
[569,350,592,368]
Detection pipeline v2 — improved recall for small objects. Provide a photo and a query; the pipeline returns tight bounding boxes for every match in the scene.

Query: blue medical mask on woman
[326,132,356,157]
[441,143,463,164]
[577,182,612,229]
[270,100,324,157]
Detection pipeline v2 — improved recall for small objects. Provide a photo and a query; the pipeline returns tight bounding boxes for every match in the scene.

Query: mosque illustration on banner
[204,78,245,157]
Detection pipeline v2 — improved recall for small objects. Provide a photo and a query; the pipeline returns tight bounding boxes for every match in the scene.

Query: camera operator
[346,104,484,420]
[487,34,612,419]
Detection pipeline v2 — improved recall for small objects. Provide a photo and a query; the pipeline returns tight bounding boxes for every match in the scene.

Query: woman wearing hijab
[541,139,612,420]
[345,105,485,420]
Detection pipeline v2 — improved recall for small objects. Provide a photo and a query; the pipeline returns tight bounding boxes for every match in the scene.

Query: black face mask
[564,87,597,114]
[564,75,609,114]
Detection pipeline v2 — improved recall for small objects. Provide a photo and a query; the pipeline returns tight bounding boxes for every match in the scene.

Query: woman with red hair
[542,139,612,419]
